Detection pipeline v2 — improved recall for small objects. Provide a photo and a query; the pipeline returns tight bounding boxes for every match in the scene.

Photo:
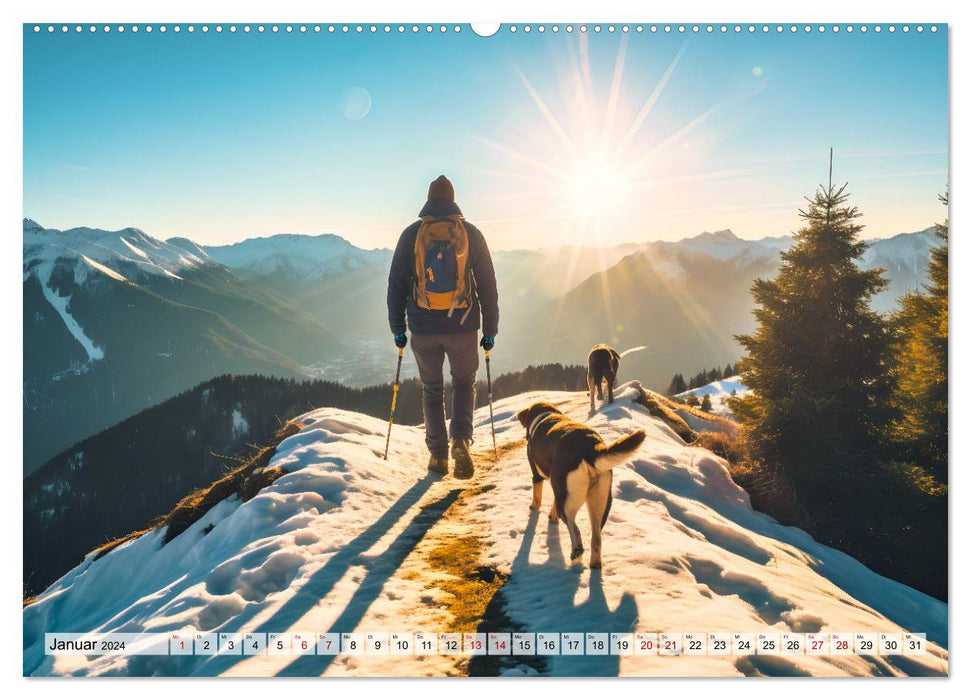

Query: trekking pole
[485,349,498,459]
[383,347,404,461]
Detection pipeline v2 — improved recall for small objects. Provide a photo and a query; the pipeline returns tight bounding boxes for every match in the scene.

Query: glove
[393,333,408,349]
[480,336,495,351]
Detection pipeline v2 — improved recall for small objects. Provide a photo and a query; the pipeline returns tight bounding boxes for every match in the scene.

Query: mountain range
[22,218,937,473]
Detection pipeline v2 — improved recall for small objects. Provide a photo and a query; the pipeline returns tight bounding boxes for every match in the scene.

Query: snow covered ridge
[23,218,208,280]
[23,384,947,677]
[203,233,392,279]
[22,219,391,282]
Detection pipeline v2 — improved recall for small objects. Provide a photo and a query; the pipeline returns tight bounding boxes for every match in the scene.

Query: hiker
[387,175,499,479]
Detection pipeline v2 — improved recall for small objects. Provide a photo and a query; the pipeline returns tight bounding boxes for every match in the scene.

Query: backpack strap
[458,270,476,325]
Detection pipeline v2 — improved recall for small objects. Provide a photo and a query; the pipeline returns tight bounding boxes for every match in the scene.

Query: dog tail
[593,430,647,471]
[618,345,647,358]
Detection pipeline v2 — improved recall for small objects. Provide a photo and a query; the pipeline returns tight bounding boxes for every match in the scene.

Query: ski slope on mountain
[23,384,947,677]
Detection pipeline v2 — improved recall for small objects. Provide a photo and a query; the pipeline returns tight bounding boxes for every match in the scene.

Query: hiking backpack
[412,214,474,322]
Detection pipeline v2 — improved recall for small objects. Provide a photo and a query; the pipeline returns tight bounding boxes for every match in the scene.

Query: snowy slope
[23,384,947,677]
[23,219,207,280]
[676,376,751,417]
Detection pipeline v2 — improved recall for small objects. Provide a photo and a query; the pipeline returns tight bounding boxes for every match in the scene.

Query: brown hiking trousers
[411,331,479,459]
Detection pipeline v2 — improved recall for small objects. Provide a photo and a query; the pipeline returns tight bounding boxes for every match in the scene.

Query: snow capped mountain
[203,233,391,280]
[863,227,938,275]
[23,219,206,281]
[677,229,753,260]
[21,219,335,474]
[23,385,947,677]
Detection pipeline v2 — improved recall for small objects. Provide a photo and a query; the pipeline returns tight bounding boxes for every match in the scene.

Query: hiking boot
[451,438,474,480]
[427,455,449,476]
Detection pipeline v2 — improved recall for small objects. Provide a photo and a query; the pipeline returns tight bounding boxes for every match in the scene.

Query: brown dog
[517,401,646,568]
[587,344,620,412]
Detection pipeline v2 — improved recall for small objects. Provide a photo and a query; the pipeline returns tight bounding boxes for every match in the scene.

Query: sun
[565,153,630,218]
[474,37,691,231]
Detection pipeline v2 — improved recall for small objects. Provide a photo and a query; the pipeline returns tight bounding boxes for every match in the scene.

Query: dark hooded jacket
[387,198,499,337]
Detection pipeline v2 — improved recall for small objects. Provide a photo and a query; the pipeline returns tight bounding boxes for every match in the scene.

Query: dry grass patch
[694,430,749,465]
[421,533,508,633]
[630,382,696,442]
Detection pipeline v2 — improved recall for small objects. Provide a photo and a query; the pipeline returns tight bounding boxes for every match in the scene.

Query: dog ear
[516,407,532,429]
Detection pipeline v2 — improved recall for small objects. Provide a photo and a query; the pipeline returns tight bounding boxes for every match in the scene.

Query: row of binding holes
[33,24,939,34]
[32,25,464,33]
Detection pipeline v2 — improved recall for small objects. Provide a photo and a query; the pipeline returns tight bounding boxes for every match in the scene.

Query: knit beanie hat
[427,174,455,202]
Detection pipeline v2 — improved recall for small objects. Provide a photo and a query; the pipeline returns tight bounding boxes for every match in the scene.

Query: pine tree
[732,182,891,503]
[700,394,713,412]
[888,192,948,481]
[667,373,688,396]
[685,394,701,407]
[708,368,721,383]
[724,363,735,377]
[689,371,707,390]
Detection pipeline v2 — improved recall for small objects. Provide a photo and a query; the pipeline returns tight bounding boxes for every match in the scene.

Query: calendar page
[21,14,949,680]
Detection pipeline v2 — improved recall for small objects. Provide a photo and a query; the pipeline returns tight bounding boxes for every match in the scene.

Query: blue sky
[23,25,948,249]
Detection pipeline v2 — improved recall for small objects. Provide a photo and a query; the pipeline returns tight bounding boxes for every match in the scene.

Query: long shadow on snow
[469,510,638,677]
[275,485,462,676]
[195,475,452,677]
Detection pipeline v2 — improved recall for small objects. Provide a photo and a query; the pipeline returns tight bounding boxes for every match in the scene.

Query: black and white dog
[517,401,646,568]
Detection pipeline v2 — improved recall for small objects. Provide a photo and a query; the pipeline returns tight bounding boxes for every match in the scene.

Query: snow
[676,376,751,417]
[204,233,391,279]
[23,384,947,677]
[81,254,128,282]
[35,263,105,362]
[120,237,150,260]
[231,409,250,438]
[23,220,205,281]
